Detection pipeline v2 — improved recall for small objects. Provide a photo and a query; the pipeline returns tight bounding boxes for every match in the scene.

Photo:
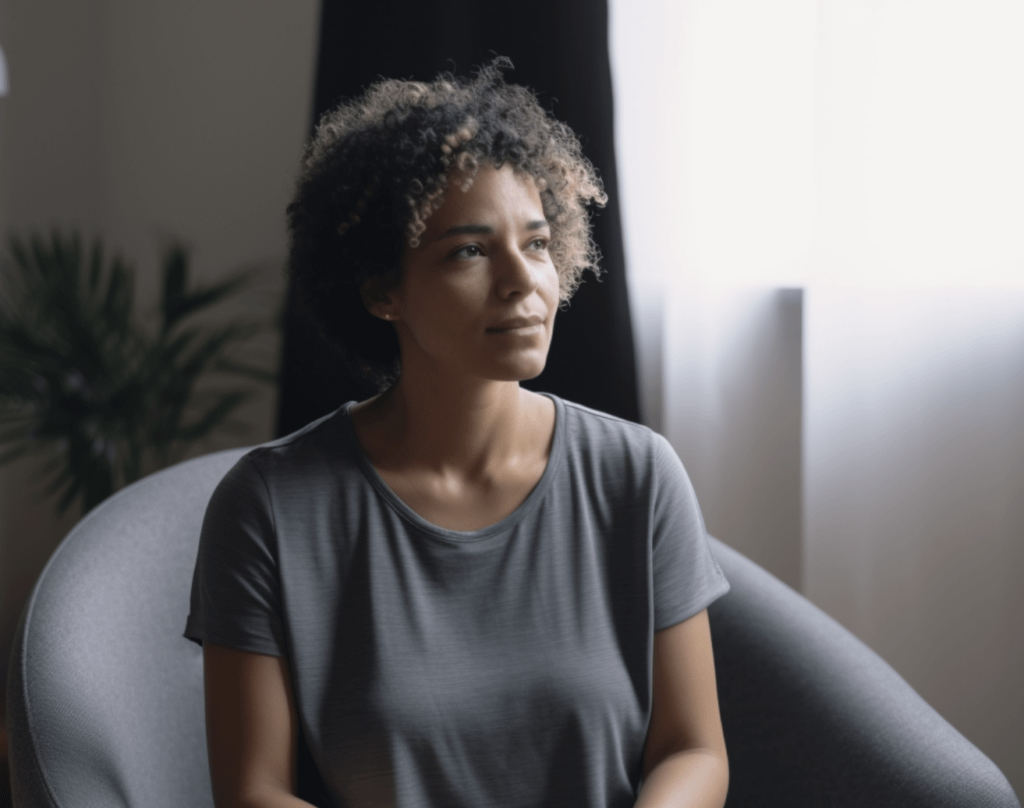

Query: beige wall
[0,0,320,693]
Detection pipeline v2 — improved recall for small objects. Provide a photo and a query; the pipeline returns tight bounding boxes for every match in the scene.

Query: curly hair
[286,57,608,390]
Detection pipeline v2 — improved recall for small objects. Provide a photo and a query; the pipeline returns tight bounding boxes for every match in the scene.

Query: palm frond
[212,358,279,384]
[0,229,279,516]
[160,244,255,334]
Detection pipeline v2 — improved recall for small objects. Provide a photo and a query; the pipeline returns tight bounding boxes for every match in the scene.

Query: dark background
[275,0,639,436]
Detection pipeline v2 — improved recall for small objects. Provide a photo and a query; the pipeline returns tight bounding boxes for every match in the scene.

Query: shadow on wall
[803,285,1024,794]
[663,286,803,590]
[641,280,1024,795]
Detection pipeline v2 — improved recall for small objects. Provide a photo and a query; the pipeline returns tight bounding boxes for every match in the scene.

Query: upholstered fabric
[6,448,245,808]
[6,448,1019,807]
[708,541,1019,807]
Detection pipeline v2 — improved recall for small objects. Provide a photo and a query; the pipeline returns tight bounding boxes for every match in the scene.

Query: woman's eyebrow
[434,219,550,242]
[439,224,493,238]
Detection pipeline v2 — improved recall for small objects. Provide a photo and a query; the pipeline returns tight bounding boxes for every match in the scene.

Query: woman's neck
[350,367,547,481]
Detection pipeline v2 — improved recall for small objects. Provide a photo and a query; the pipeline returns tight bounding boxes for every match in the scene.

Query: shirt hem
[654,576,732,632]
[184,615,287,657]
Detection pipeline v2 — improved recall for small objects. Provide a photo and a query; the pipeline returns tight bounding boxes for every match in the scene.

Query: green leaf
[86,239,104,296]
[0,442,33,466]
[177,389,253,442]
[161,243,189,333]
[168,276,254,331]
[100,256,135,340]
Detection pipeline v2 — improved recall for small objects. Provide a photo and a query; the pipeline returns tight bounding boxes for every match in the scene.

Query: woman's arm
[636,609,729,808]
[203,642,315,808]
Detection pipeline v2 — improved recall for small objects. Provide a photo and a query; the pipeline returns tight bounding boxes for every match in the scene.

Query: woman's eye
[528,238,549,251]
[452,244,482,259]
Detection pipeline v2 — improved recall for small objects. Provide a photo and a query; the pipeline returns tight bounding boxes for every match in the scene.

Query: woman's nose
[494,243,541,300]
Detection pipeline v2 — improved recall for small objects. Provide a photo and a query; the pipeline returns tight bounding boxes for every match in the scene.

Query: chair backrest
[7,449,1019,808]
[7,448,248,808]
[708,538,1019,808]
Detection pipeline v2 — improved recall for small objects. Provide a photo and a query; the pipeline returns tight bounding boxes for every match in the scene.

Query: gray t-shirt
[185,393,729,808]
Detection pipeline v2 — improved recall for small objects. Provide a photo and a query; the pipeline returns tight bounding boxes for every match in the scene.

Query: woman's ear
[360,276,399,322]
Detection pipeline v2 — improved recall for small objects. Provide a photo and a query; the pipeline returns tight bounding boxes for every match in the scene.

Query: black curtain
[276,0,639,437]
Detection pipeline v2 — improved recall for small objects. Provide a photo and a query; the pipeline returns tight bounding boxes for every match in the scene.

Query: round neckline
[340,392,564,543]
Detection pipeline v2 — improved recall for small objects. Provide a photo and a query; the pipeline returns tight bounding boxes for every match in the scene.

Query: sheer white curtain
[610,0,1024,792]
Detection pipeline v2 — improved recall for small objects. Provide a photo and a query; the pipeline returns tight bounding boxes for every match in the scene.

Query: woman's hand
[635,609,729,808]
[203,642,315,808]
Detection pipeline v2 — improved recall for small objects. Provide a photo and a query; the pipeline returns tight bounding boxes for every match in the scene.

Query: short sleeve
[650,434,730,630]
[183,452,287,657]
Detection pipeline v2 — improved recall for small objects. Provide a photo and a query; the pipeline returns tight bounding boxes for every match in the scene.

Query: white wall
[804,285,1024,789]
[610,0,1024,795]
[663,286,803,589]
[0,0,320,697]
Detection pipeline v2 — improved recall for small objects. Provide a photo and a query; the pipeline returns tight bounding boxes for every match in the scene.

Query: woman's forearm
[633,748,729,808]
[228,786,316,808]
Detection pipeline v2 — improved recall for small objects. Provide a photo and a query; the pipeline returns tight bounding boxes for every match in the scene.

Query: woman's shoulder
[554,395,678,485]
[557,396,666,454]
[226,403,359,488]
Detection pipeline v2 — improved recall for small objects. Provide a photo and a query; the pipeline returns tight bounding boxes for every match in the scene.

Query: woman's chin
[477,353,549,383]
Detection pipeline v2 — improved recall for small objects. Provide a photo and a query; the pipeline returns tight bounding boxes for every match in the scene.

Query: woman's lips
[486,323,544,335]
[486,314,545,334]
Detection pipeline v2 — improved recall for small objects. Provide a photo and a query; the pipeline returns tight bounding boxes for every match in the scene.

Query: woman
[185,58,730,808]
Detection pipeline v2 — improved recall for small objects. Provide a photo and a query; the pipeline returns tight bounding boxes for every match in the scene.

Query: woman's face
[371,163,560,383]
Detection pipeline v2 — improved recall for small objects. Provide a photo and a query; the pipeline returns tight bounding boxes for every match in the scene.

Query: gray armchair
[6,448,1020,807]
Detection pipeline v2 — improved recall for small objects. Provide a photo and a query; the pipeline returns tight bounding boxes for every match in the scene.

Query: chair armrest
[707,537,1019,808]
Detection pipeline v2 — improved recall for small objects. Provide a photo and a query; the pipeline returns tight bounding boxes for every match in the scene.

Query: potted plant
[0,230,278,515]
